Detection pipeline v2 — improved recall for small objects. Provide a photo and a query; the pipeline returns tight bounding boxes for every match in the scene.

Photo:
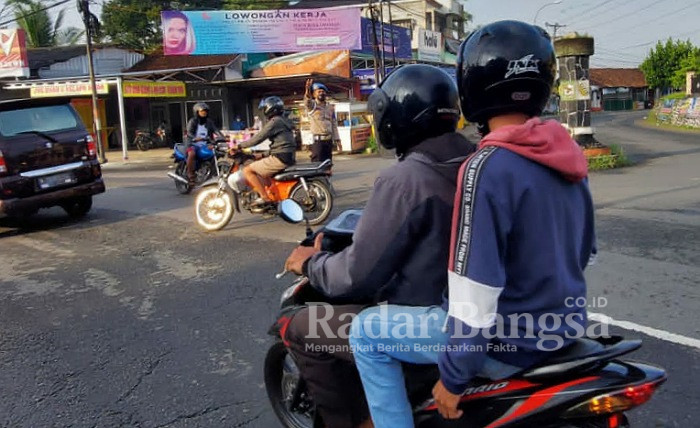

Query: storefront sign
[161,9,361,55]
[560,79,591,101]
[0,29,30,78]
[418,29,442,62]
[30,82,109,98]
[251,50,351,78]
[122,81,186,97]
[355,18,412,60]
[351,126,371,151]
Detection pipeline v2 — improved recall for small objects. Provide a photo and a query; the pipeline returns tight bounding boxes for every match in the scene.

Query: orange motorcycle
[194,148,333,231]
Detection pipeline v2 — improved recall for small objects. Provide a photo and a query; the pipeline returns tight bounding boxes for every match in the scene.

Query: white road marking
[590,312,700,350]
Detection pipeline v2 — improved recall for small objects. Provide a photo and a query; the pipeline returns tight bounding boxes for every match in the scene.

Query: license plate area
[36,171,77,190]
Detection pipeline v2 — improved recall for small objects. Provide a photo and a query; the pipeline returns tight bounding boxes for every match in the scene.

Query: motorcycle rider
[348,21,596,427]
[236,96,296,206]
[185,102,222,185]
[284,64,476,428]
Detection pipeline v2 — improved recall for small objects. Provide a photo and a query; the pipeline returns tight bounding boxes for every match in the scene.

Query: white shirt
[196,124,208,140]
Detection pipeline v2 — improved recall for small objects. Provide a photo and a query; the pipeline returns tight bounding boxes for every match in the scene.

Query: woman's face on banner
[165,18,188,50]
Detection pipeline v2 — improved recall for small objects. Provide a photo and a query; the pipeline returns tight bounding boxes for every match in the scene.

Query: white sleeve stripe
[447,271,503,329]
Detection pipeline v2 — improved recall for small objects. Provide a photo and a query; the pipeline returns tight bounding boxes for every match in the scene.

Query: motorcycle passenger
[236,96,296,206]
[348,21,596,427]
[185,102,222,185]
[283,64,476,428]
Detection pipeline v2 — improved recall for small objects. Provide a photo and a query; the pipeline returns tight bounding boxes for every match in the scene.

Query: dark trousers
[286,304,369,428]
[311,139,333,163]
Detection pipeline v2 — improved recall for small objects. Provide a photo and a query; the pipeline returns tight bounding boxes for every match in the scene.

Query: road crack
[153,401,249,428]
[117,350,171,402]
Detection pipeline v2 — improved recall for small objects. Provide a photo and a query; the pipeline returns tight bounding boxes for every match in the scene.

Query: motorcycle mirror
[279,199,305,224]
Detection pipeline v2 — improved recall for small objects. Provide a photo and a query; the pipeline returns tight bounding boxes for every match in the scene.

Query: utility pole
[368,1,383,84]
[78,0,107,163]
[387,0,396,68]
[378,0,386,80]
[545,22,567,39]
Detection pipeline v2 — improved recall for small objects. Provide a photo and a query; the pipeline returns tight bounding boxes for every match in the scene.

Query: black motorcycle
[264,201,667,428]
[133,124,168,151]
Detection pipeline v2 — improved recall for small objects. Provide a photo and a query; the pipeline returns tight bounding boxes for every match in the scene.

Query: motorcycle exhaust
[167,172,189,184]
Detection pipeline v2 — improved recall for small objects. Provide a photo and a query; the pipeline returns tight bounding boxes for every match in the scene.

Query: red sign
[0,29,29,78]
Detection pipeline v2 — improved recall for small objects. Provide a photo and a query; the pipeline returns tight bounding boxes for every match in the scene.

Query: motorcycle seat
[518,337,642,380]
[281,159,332,173]
[274,159,332,181]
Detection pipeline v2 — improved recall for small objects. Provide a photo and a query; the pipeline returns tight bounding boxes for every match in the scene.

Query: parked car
[0,98,105,219]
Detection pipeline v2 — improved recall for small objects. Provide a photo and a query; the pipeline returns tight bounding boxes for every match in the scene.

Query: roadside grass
[587,144,632,171]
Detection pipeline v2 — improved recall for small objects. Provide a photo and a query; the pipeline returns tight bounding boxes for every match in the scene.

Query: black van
[0,98,105,218]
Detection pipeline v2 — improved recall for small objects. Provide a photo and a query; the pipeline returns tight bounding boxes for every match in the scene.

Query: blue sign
[355,18,412,60]
[354,66,456,94]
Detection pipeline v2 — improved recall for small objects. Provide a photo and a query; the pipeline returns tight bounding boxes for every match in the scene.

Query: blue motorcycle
[167,138,229,194]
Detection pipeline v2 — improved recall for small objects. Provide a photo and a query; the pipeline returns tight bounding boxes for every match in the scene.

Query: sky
[464,0,700,68]
[1,0,699,68]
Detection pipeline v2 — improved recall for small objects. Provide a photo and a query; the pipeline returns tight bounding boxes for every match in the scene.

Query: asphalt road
[1,111,698,427]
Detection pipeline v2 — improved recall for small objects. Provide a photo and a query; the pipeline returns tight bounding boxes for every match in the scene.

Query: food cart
[298,101,372,153]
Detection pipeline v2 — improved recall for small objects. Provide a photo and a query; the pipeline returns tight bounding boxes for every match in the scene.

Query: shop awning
[214,73,356,95]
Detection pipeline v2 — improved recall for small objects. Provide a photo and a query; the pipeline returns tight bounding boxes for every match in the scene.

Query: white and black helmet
[192,102,210,115]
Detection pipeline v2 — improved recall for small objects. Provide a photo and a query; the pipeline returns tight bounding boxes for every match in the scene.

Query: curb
[635,119,700,136]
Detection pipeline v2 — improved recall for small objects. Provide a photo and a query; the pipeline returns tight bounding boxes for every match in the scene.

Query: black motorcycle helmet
[367,64,460,157]
[259,96,285,119]
[457,20,556,127]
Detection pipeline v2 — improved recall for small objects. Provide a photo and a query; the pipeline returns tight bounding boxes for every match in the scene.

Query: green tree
[9,0,84,47]
[640,38,696,90]
[672,48,700,89]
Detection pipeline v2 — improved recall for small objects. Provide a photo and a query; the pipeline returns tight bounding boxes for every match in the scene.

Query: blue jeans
[349,305,520,428]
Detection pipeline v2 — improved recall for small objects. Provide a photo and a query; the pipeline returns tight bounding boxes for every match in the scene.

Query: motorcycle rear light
[86,135,97,158]
[0,150,6,174]
[565,381,662,417]
[607,413,620,428]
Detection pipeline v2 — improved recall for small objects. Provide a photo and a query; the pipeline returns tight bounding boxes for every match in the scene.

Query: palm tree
[9,0,84,47]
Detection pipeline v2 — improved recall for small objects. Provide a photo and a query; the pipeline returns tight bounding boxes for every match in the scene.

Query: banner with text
[161,9,361,55]
[0,29,30,78]
[417,29,442,62]
[355,18,412,60]
[123,81,186,97]
[30,82,109,98]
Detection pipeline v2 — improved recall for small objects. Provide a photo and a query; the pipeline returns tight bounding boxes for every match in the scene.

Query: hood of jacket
[480,118,588,182]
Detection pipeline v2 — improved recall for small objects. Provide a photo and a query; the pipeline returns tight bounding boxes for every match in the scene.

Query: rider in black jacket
[237,96,296,206]
[185,103,222,185]
[283,65,476,428]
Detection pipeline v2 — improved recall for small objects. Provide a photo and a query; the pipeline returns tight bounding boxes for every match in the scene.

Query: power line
[596,47,643,60]
[618,29,700,50]
[570,0,631,28]
[559,0,613,25]
[597,2,700,38]
[0,0,72,27]
[594,55,641,65]
[584,0,672,31]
